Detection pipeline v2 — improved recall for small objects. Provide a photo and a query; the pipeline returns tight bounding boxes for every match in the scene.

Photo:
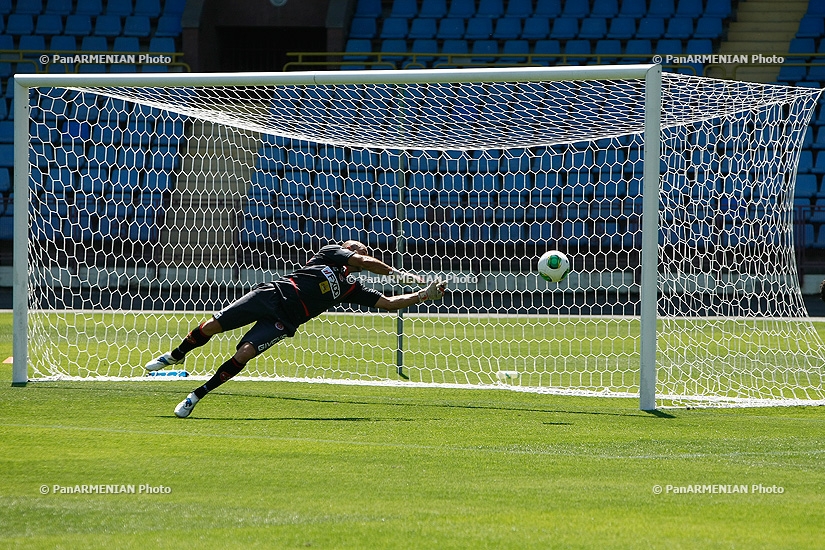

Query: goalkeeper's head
[342,240,368,256]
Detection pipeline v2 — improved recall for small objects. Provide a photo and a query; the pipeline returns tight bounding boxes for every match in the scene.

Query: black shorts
[213,286,291,353]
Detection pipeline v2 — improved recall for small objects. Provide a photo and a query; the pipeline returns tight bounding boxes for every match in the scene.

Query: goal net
[15,67,825,407]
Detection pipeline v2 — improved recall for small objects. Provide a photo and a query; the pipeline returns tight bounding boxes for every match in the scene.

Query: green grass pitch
[1,312,824,549]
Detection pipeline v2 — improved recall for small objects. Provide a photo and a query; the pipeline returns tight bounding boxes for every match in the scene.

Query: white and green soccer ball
[537,250,571,283]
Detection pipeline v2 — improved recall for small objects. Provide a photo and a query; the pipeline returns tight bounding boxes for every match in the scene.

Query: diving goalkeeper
[144,240,446,418]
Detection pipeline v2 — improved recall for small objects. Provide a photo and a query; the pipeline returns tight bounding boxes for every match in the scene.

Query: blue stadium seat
[619,0,646,18]
[665,17,693,40]
[693,17,722,39]
[114,36,140,51]
[477,0,504,18]
[807,65,825,83]
[788,37,815,59]
[607,18,635,40]
[625,39,653,56]
[16,0,43,14]
[648,0,674,18]
[471,40,499,63]
[798,150,813,173]
[155,14,182,36]
[0,121,12,143]
[579,18,607,40]
[521,17,550,40]
[6,15,34,35]
[549,17,577,40]
[65,15,94,36]
[76,0,103,15]
[390,0,418,18]
[561,0,589,18]
[19,35,46,51]
[354,0,381,17]
[501,39,529,63]
[796,173,819,199]
[798,16,825,39]
[45,0,72,14]
[504,0,532,19]
[344,39,372,61]
[35,14,62,34]
[636,18,665,40]
[149,37,176,52]
[94,14,122,36]
[812,151,825,175]
[595,40,622,63]
[534,0,562,18]
[448,0,476,19]
[81,35,108,51]
[50,35,76,53]
[410,39,439,64]
[591,0,618,18]
[420,0,447,18]
[380,18,408,39]
[381,39,408,62]
[675,0,703,19]
[777,65,806,83]
[437,18,465,40]
[124,16,151,37]
[106,0,133,16]
[657,39,683,55]
[494,17,521,40]
[407,18,435,39]
[565,39,591,64]
[465,18,493,40]
[533,40,560,63]
[133,0,161,17]
[814,127,825,150]
[704,0,731,18]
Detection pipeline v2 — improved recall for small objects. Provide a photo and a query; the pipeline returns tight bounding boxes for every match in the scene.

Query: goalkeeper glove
[388,267,426,285]
[418,279,446,303]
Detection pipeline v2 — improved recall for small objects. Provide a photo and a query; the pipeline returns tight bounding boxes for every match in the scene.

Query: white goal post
[12,65,825,408]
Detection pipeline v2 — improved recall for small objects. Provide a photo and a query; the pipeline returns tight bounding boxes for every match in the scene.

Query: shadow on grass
[30,383,676,419]
[152,415,417,422]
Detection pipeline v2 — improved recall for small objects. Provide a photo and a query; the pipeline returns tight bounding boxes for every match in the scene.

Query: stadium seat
[155,15,182,36]
[65,15,94,36]
[380,39,408,62]
[133,0,161,17]
[81,35,108,51]
[814,127,825,150]
[94,14,122,36]
[533,40,561,63]
[477,0,504,18]
[35,14,63,34]
[448,0,476,19]
[607,17,635,40]
[636,17,665,40]
[149,37,176,52]
[777,65,806,83]
[437,18,465,40]
[16,0,43,14]
[594,40,622,63]
[471,40,499,63]
[106,0,133,16]
[618,0,645,18]
[789,37,816,60]
[579,18,607,40]
[501,39,529,63]
[420,0,447,18]
[465,18,493,40]
[807,65,825,84]
[124,16,152,37]
[549,17,578,40]
[648,0,675,18]
[675,0,703,19]
[504,0,532,19]
[796,16,824,38]
[591,0,618,18]
[354,0,381,17]
[625,39,653,56]
[656,39,683,56]
[704,0,731,18]
[380,18,408,39]
[665,17,693,40]
[408,18,436,39]
[45,0,72,14]
[798,150,813,173]
[410,39,439,64]
[690,17,722,39]
[76,0,103,15]
[565,40,591,64]
[6,14,35,35]
[390,0,418,18]
[113,36,139,52]
[344,39,372,61]
[812,151,825,175]
[493,18,522,40]
[534,0,562,18]
[796,174,819,199]
[521,17,550,40]
[19,36,46,51]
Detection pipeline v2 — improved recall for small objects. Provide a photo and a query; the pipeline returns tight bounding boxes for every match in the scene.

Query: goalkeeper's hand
[418,279,447,303]
[389,268,426,285]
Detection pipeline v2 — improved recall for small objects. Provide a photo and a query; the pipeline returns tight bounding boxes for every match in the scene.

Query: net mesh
[24,71,825,406]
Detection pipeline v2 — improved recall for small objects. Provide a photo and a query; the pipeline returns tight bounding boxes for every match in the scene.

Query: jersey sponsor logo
[257,334,287,352]
[320,266,341,298]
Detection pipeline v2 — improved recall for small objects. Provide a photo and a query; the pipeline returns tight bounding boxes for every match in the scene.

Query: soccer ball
[537,250,571,283]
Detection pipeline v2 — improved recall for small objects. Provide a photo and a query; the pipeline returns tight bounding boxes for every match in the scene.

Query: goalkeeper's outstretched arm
[374,279,447,311]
